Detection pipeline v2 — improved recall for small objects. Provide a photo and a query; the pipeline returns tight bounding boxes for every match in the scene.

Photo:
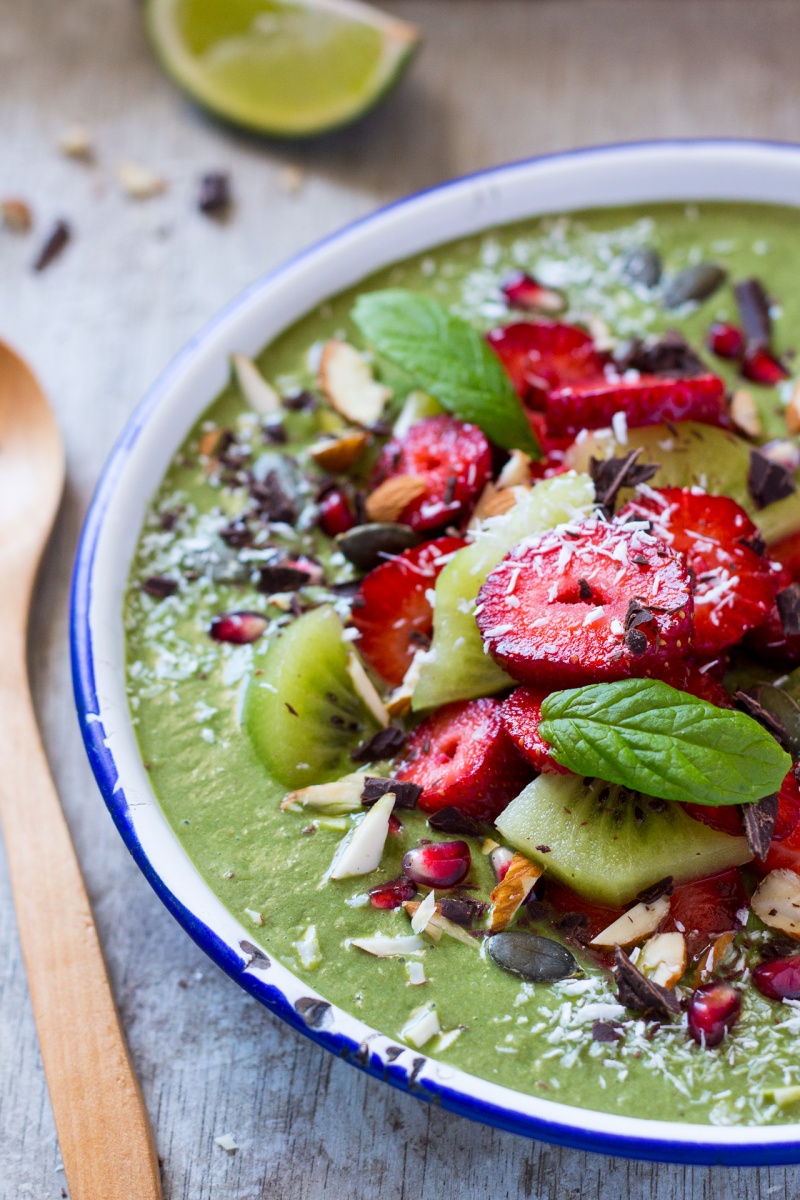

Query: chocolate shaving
[777,583,800,638]
[251,470,296,524]
[636,876,674,904]
[578,578,593,602]
[614,946,681,1016]
[281,390,317,411]
[361,776,421,810]
[589,449,660,517]
[257,563,312,593]
[735,278,772,349]
[219,520,253,549]
[615,330,707,378]
[625,598,656,631]
[263,420,288,445]
[556,912,591,945]
[426,807,484,837]
[734,689,790,746]
[440,897,487,927]
[743,792,779,862]
[350,725,406,764]
[142,575,178,599]
[625,628,648,655]
[591,1021,624,1043]
[748,449,797,510]
[33,219,71,271]
[738,532,767,557]
[535,844,551,853]
[198,172,232,219]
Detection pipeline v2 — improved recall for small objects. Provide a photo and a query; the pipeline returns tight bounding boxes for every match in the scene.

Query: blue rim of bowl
[71,138,800,1166]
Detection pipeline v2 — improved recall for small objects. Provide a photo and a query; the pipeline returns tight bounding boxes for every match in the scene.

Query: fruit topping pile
[140,245,800,1070]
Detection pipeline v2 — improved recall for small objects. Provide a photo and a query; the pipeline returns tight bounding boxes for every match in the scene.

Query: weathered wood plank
[3,1,800,1196]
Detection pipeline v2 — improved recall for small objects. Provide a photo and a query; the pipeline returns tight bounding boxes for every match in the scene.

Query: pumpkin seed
[662,263,727,309]
[336,522,420,572]
[487,931,579,983]
[621,246,662,288]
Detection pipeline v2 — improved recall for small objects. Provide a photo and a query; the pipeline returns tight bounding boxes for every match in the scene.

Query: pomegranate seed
[752,955,800,1002]
[209,611,268,644]
[319,487,355,537]
[707,322,745,360]
[687,982,742,1047]
[501,272,566,315]
[742,346,789,386]
[369,875,417,909]
[403,840,471,889]
[489,845,515,883]
[388,813,403,835]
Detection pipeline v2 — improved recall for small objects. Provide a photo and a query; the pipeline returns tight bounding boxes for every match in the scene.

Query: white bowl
[72,139,800,1165]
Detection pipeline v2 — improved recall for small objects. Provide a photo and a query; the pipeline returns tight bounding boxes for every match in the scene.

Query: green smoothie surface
[126,202,800,1127]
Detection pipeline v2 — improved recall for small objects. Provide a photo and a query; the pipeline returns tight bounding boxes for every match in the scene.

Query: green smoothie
[125,202,800,1127]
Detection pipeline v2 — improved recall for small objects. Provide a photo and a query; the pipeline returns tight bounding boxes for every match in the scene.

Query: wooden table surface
[4,1,800,1196]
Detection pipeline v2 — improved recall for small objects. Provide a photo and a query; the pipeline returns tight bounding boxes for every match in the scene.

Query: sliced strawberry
[769,530,800,582]
[349,536,466,686]
[475,518,693,689]
[773,769,800,842]
[663,868,748,960]
[395,698,532,822]
[372,415,491,533]
[682,802,744,838]
[617,488,779,656]
[500,687,570,774]
[759,809,800,876]
[544,880,624,944]
[545,372,728,438]
[486,321,609,407]
[679,658,732,708]
[744,604,800,669]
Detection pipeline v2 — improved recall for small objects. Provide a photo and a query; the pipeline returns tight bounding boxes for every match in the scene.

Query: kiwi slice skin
[243,605,378,789]
[496,774,753,908]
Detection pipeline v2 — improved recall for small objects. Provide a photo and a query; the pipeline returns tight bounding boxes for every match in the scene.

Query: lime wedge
[145,0,420,138]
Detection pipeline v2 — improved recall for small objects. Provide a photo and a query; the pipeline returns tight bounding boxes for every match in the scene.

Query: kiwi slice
[412,472,595,710]
[243,605,379,788]
[564,420,800,544]
[496,774,752,908]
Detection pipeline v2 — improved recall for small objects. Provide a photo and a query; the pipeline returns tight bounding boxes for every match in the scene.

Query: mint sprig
[539,679,791,807]
[351,289,540,458]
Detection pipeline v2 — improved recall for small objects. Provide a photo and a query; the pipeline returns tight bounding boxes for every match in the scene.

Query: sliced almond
[496,450,533,489]
[399,1002,440,1048]
[364,474,427,523]
[328,793,394,880]
[638,931,687,989]
[410,889,437,934]
[730,388,762,439]
[232,353,281,416]
[346,652,389,728]
[403,900,442,942]
[351,933,425,957]
[489,852,543,932]
[281,775,364,813]
[58,123,94,162]
[786,379,800,436]
[386,646,427,718]
[198,428,224,458]
[309,429,369,472]
[751,868,800,939]
[116,160,166,199]
[692,930,736,986]
[589,895,670,948]
[319,340,391,426]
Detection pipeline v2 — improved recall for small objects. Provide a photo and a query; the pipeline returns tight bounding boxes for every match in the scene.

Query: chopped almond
[496,450,533,489]
[489,852,542,932]
[751,868,800,939]
[730,389,762,439]
[116,160,166,199]
[231,353,281,416]
[638,931,687,989]
[280,776,364,813]
[786,380,800,436]
[198,428,224,458]
[692,930,736,986]
[309,429,369,472]
[364,474,427,523]
[58,124,94,162]
[1,198,33,233]
[470,483,527,527]
[589,895,670,948]
[319,340,391,426]
[346,652,389,728]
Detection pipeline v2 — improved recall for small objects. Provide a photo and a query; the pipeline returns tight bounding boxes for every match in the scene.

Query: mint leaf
[352,289,540,458]
[539,679,791,807]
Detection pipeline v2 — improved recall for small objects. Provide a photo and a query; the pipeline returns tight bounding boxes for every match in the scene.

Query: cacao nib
[614,946,681,1016]
[350,725,407,763]
[589,449,659,517]
[142,575,178,599]
[251,470,296,524]
[198,172,232,218]
[426,807,484,837]
[263,419,288,445]
[257,563,312,593]
[440,896,487,927]
[748,449,797,510]
[592,1021,624,1043]
[281,390,317,411]
[556,912,590,945]
[361,776,422,810]
[33,219,71,271]
[742,792,779,862]
[616,329,707,378]
[777,583,800,637]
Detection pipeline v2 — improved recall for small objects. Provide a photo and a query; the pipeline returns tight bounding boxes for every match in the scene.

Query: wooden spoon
[0,342,162,1199]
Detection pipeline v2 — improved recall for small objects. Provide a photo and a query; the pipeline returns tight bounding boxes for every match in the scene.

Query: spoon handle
[0,653,162,1200]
